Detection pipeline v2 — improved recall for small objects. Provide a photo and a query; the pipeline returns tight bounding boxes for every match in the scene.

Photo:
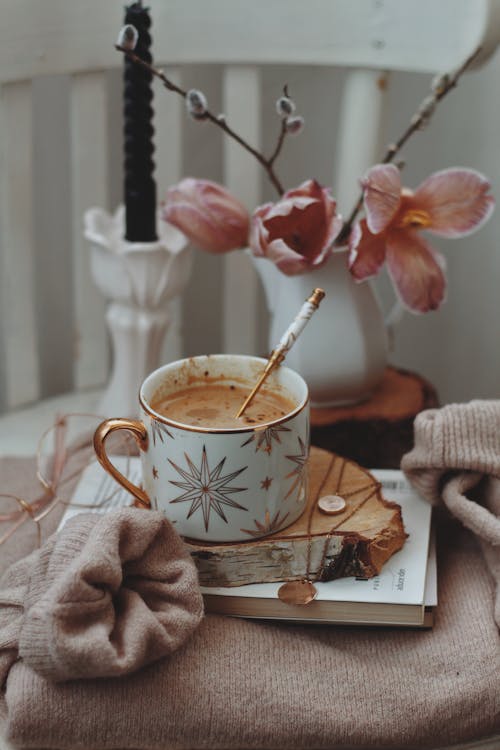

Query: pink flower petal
[162,203,225,253]
[323,213,344,254]
[203,186,249,227]
[265,238,311,275]
[163,178,249,253]
[362,164,402,234]
[264,196,319,219]
[385,229,446,313]
[348,220,387,280]
[413,168,495,238]
[249,207,272,257]
[285,178,324,201]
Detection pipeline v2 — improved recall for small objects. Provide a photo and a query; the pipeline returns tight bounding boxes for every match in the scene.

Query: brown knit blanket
[0,425,499,749]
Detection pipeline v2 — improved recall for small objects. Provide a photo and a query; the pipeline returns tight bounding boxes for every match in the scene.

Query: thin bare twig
[335,46,483,245]
[116,44,287,196]
[267,119,288,168]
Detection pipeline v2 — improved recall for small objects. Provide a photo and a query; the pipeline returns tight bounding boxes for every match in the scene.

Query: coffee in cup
[94,354,309,542]
[150,382,296,429]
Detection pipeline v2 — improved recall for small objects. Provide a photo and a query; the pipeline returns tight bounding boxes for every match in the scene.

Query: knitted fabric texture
[0,508,204,683]
[401,399,500,626]
[2,519,500,750]
[0,550,34,690]
[0,454,499,749]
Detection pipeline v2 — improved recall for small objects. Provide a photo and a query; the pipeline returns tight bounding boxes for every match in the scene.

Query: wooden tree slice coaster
[187,447,408,588]
[310,367,439,469]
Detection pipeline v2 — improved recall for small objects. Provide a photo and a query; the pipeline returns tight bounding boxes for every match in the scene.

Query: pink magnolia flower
[161,178,249,254]
[249,179,343,275]
[348,164,494,313]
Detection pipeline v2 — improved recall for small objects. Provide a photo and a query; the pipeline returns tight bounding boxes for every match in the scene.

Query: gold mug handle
[93,418,150,509]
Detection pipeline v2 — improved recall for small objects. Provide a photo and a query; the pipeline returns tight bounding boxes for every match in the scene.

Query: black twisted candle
[124,2,157,242]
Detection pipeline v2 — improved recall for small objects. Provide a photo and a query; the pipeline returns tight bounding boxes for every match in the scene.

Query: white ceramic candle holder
[84,206,191,417]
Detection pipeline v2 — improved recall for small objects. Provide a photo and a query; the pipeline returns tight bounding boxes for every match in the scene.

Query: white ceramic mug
[94,354,310,542]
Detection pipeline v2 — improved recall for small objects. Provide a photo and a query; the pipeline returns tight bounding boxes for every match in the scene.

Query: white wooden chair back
[0,0,499,414]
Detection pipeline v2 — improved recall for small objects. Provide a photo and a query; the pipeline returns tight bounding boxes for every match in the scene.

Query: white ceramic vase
[84,206,192,417]
[252,251,388,407]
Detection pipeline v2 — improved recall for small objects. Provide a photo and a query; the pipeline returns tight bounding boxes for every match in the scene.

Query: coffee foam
[146,355,291,409]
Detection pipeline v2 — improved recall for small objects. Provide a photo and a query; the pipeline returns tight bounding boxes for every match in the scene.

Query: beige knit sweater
[401,400,500,627]
[0,508,204,685]
[0,411,498,749]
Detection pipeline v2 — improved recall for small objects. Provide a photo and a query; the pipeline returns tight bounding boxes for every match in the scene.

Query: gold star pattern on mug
[168,446,248,531]
[240,508,290,537]
[151,420,174,446]
[152,466,159,479]
[260,476,273,490]
[241,424,291,453]
[285,436,308,503]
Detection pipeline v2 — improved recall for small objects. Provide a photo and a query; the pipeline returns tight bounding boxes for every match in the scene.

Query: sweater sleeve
[0,550,38,689]
[401,400,500,504]
[18,509,204,682]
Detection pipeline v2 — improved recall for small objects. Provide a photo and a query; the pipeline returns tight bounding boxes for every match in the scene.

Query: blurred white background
[1,0,499,415]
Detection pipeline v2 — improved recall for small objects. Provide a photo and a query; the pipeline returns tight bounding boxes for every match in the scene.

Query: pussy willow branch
[116,44,286,196]
[335,45,483,245]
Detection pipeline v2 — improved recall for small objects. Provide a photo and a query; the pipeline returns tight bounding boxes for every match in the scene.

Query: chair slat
[70,71,109,391]
[155,67,184,364]
[0,0,499,80]
[222,65,261,355]
[333,69,388,211]
[0,81,40,409]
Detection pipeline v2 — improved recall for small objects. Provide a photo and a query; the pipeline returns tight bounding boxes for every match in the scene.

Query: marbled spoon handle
[235,288,325,418]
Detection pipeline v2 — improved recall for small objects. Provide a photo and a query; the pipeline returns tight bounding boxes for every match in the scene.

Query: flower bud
[186,89,208,119]
[431,73,450,95]
[275,96,296,118]
[285,115,305,135]
[117,25,138,51]
[162,178,249,254]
